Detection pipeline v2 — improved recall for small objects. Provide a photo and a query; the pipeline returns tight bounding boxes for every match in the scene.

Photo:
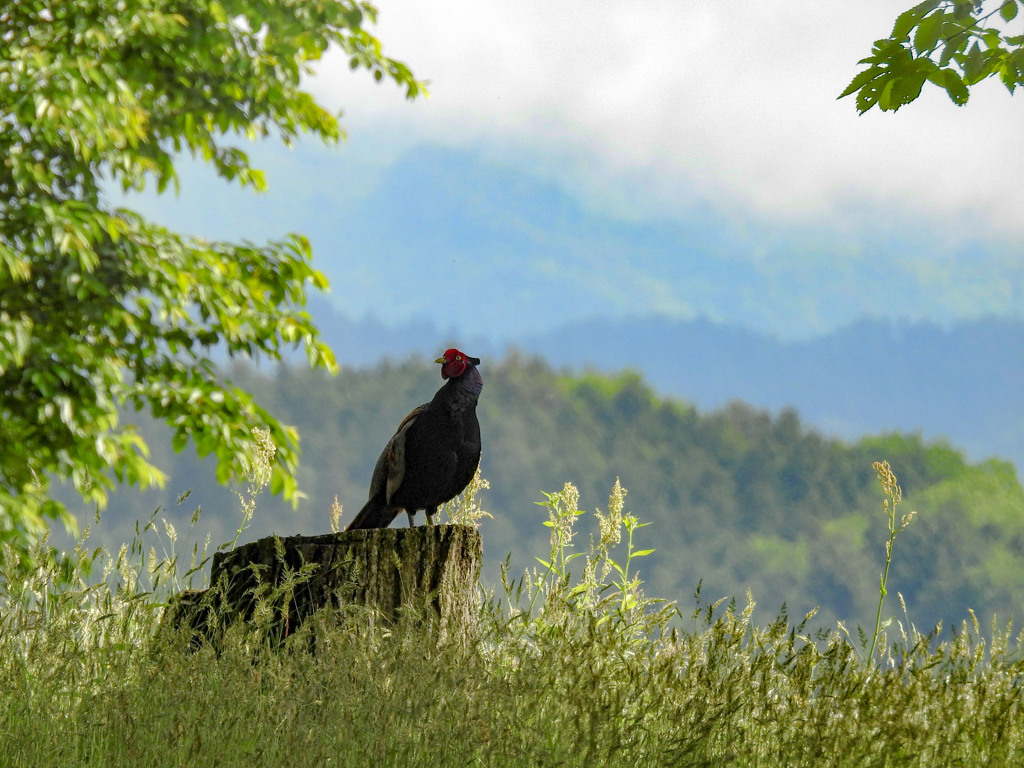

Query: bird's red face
[436,348,480,379]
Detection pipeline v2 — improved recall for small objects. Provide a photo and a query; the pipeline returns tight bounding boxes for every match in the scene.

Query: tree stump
[166,524,483,649]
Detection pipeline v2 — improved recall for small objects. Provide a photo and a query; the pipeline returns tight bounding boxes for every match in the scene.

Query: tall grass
[0,468,1022,767]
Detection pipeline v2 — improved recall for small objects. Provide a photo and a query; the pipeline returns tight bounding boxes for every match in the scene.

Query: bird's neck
[456,365,483,396]
[436,366,482,412]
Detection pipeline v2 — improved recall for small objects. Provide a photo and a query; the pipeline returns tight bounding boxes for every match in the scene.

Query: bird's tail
[345,495,395,531]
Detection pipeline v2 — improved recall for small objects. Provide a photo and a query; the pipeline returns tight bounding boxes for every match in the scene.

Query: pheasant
[345,349,483,530]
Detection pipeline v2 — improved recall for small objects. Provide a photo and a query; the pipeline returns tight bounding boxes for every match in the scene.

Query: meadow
[2,468,1022,767]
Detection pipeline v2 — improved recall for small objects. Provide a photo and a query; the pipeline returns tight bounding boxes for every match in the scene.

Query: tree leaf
[914,11,946,54]
[942,68,970,104]
[839,66,884,99]
[965,41,987,83]
[893,0,942,40]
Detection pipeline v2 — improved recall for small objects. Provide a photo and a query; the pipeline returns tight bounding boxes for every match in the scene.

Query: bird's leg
[425,507,437,526]
[406,509,416,527]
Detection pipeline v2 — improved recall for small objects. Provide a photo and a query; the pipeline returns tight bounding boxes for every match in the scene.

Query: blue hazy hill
[312,301,1024,473]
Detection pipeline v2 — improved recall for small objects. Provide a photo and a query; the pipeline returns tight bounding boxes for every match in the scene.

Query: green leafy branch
[0,0,425,553]
[841,0,1024,112]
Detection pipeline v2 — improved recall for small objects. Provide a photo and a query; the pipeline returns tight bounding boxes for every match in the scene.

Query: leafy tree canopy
[0,0,422,552]
[842,0,1024,112]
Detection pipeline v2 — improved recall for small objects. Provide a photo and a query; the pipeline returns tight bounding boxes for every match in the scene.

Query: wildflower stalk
[522,479,671,640]
[528,482,582,617]
[609,512,655,621]
[443,466,492,526]
[228,427,276,550]
[867,460,916,664]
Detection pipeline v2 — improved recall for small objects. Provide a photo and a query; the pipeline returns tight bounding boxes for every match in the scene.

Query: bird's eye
[456,355,462,360]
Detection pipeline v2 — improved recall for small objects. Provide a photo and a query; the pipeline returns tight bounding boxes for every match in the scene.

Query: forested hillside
[523,316,1024,472]
[65,355,1024,633]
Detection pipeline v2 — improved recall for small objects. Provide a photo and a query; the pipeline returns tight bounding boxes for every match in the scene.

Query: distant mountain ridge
[313,301,1024,472]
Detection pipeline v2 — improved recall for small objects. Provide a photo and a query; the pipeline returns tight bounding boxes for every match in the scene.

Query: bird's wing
[381,403,429,504]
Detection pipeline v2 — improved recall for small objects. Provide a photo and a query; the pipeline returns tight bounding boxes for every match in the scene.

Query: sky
[126,0,1024,339]
[311,0,1024,233]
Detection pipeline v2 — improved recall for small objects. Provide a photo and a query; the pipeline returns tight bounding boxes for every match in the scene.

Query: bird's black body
[346,350,483,530]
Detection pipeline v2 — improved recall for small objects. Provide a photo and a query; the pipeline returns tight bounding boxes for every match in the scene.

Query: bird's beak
[435,356,447,364]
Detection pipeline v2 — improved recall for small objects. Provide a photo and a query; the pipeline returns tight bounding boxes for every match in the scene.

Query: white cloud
[310,0,1024,236]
